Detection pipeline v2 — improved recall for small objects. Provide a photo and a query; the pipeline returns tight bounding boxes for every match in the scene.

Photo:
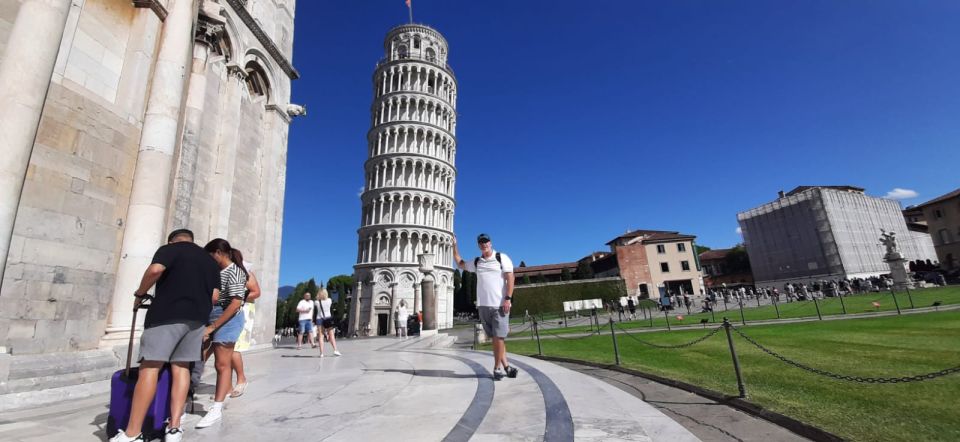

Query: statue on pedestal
[880,229,902,261]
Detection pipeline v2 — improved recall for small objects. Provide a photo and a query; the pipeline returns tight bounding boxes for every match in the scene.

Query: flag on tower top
[406,0,411,6]
[406,0,413,23]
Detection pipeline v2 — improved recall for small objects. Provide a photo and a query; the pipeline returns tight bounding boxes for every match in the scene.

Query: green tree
[574,261,594,280]
[326,274,354,321]
[560,268,572,281]
[695,244,712,256]
[521,274,532,285]
[519,261,527,267]
[724,245,752,274]
[534,273,548,284]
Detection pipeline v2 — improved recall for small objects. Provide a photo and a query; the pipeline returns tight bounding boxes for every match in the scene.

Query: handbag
[318,300,336,329]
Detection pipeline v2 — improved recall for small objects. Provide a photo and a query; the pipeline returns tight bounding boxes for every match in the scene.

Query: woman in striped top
[197,238,249,429]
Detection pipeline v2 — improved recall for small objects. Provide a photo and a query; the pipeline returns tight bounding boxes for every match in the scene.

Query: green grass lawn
[510,285,960,337]
[494,310,960,442]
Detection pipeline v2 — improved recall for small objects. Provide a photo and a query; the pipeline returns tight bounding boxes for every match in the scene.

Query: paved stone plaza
[0,335,703,442]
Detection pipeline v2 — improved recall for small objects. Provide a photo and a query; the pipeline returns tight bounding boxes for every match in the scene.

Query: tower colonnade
[351,24,458,336]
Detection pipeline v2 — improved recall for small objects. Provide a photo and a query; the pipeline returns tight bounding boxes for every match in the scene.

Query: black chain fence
[732,326,960,384]
[615,323,723,349]
[548,329,601,341]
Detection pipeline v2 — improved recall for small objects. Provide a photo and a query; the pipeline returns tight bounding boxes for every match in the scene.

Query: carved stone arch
[376,293,391,306]
[399,271,417,288]
[375,270,395,288]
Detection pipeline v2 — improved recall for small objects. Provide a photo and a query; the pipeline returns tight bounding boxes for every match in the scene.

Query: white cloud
[885,188,919,200]
[735,227,743,235]
[356,187,365,197]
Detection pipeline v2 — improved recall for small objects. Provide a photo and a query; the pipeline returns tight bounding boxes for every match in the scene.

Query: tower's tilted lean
[349,24,458,336]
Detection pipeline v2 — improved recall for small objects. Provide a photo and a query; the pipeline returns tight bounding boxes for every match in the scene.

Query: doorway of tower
[377,313,389,336]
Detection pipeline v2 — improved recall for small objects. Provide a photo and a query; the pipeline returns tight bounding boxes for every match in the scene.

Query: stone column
[413,282,421,313]
[348,281,362,336]
[367,282,377,335]
[172,18,221,228]
[0,0,72,289]
[387,283,398,335]
[102,0,196,344]
[421,274,436,333]
[209,64,245,239]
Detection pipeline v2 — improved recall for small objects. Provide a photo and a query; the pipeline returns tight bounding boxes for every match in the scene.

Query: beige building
[593,230,704,299]
[915,188,960,269]
[0,0,300,409]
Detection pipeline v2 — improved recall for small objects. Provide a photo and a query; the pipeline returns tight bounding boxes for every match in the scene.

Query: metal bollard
[905,286,915,309]
[723,319,747,398]
[838,293,847,315]
[663,309,671,331]
[813,297,822,320]
[473,323,479,350]
[889,289,902,315]
[773,297,781,319]
[738,300,746,326]
[534,319,543,356]
[609,319,621,365]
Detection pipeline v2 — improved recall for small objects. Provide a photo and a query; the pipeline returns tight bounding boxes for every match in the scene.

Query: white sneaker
[165,427,184,442]
[319,353,325,358]
[195,406,222,428]
[109,431,144,442]
[333,351,342,356]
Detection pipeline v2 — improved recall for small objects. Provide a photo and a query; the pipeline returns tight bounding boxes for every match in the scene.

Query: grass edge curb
[532,354,845,442]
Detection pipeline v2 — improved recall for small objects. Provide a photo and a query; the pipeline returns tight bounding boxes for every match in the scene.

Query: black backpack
[474,252,502,270]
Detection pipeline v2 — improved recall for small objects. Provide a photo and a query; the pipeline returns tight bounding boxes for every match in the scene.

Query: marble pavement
[0,334,699,441]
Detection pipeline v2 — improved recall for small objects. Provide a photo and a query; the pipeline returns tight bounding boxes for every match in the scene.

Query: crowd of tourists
[110,230,264,442]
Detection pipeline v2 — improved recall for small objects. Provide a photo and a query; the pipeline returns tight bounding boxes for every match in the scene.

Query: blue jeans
[209,305,244,344]
[298,319,314,335]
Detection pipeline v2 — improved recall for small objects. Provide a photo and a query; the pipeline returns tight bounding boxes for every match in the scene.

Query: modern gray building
[737,186,937,286]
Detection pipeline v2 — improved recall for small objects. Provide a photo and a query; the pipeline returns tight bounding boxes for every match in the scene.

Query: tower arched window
[425,48,436,62]
[244,61,270,101]
[397,45,408,59]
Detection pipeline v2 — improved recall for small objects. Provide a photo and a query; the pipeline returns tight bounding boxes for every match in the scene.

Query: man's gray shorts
[139,321,205,363]
[478,306,510,338]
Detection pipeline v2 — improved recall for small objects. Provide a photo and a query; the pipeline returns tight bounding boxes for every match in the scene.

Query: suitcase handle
[125,294,153,378]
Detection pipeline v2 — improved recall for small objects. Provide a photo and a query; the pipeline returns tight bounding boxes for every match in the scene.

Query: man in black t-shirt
[112,229,220,442]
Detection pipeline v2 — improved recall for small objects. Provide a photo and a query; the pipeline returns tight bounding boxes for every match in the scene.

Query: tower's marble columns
[0,0,72,290]
[102,0,196,344]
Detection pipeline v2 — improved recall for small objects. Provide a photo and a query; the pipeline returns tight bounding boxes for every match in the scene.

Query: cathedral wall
[0,0,21,66]
[0,0,147,355]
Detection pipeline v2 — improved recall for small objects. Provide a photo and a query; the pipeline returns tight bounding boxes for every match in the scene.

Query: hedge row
[512,278,627,315]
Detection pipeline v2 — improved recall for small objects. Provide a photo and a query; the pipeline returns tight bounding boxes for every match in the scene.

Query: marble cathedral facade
[0,0,300,408]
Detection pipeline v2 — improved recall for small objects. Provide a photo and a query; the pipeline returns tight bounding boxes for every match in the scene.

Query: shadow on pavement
[363,368,485,379]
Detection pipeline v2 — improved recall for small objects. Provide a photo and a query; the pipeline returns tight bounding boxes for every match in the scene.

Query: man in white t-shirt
[453,233,517,380]
[296,292,316,349]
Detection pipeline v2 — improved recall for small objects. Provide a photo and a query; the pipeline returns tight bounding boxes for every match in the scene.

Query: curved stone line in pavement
[508,357,575,442]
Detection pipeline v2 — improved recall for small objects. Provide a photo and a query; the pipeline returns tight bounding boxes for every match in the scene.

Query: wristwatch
[504,296,512,301]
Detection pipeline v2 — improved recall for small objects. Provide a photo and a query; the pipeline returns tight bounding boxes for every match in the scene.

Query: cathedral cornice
[223,0,300,80]
[133,0,168,21]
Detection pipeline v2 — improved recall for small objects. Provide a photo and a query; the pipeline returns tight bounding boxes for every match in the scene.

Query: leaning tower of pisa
[349,24,458,337]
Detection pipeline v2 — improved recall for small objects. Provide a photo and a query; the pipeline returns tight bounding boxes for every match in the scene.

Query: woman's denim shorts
[210,305,245,344]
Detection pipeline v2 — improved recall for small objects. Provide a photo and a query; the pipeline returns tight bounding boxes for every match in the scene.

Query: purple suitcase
[107,295,172,438]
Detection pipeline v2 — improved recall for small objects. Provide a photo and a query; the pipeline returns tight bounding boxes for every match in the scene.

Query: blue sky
[279,0,960,286]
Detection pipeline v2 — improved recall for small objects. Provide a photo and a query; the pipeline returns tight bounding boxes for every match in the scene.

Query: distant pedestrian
[315,289,341,357]
[296,292,316,349]
[453,233,518,381]
[627,297,636,320]
[396,300,410,339]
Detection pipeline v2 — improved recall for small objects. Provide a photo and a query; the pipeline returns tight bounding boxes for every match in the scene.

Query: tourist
[453,233,518,380]
[110,229,219,442]
[396,300,410,339]
[296,292,316,349]
[315,289,341,356]
[195,239,249,429]
[230,267,261,398]
[627,297,636,320]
